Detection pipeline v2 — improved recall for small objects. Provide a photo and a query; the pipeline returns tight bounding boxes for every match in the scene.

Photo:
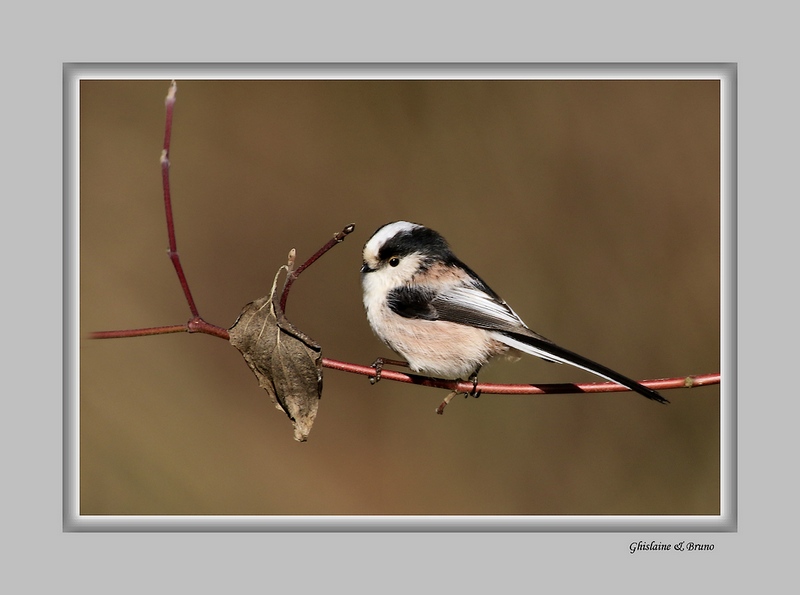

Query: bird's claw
[369,357,409,385]
[467,373,481,398]
[369,358,384,385]
[436,376,481,415]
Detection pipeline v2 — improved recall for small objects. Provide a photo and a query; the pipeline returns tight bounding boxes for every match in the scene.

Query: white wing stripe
[494,333,642,389]
[441,285,524,327]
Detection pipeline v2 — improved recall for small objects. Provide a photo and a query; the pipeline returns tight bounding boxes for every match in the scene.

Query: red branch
[90,319,720,396]
[161,81,200,318]
[320,359,720,395]
[89,81,721,400]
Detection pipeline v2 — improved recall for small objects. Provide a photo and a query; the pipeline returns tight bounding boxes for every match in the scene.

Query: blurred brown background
[79,79,720,516]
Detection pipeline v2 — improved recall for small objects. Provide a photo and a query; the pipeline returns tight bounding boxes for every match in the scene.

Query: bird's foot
[369,357,409,385]
[467,372,481,398]
[436,375,481,415]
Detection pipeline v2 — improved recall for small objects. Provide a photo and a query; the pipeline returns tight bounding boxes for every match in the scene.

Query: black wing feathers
[384,268,667,404]
[386,285,439,320]
[504,331,668,404]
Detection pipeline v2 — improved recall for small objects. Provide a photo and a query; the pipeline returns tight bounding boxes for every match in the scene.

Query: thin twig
[89,318,230,341]
[279,224,355,314]
[161,80,200,318]
[90,325,188,339]
[320,358,720,395]
[88,319,720,395]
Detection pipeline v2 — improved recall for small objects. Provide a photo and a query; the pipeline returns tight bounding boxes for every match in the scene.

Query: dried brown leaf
[229,267,322,442]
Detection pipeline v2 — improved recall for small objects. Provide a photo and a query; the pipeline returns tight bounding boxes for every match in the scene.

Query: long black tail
[500,331,668,404]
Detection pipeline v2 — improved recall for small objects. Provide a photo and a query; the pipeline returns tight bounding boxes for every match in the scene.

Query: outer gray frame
[64,63,735,532]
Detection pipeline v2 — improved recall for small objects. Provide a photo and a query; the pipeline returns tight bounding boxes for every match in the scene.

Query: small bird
[360,221,667,404]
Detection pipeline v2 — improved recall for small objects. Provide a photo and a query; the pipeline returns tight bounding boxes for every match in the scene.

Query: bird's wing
[387,280,667,404]
[388,278,542,337]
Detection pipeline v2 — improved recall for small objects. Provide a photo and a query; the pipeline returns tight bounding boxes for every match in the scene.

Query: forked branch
[89,81,721,400]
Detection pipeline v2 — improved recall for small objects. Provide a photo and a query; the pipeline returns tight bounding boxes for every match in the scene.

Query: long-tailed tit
[360,221,667,403]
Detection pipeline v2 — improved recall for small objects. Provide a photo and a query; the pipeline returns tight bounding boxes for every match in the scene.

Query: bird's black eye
[389,257,400,267]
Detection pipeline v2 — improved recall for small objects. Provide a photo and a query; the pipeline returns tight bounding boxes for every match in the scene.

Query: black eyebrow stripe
[377,226,453,262]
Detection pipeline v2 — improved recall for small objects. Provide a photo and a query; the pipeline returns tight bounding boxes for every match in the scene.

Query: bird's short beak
[360,262,374,274]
